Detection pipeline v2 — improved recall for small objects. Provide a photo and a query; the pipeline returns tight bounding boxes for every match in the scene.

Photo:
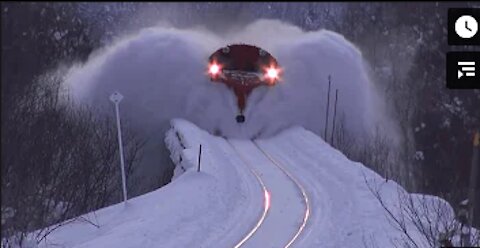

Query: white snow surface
[38,119,470,248]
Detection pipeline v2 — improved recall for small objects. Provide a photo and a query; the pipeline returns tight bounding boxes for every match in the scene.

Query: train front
[207,44,281,123]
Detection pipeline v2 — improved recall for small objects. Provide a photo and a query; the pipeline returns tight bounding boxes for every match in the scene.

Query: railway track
[228,139,311,248]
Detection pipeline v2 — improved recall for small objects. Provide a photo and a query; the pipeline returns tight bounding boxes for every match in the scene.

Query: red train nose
[207,44,280,123]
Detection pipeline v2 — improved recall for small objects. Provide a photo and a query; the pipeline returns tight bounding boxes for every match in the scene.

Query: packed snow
[34,119,476,248]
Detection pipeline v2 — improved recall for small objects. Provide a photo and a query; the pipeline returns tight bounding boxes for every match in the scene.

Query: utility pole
[198,144,202,172]
[110,91,128,204]
[324,75,331,141]
[330,89,339,145]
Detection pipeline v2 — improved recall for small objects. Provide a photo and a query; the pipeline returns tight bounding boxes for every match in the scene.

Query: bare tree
[331,114,400,186]
[1,72,145,247]
[363,173,480,248]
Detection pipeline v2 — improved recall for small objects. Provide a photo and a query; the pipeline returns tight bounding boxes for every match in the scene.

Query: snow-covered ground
[37,119,476,248]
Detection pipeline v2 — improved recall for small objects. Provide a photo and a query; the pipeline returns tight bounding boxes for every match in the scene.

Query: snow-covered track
[228,139,311,248]
[227,141,271,248]
[253,140,311,248]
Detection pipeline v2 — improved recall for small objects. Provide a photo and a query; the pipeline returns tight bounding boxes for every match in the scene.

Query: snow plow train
[207,44,281,123]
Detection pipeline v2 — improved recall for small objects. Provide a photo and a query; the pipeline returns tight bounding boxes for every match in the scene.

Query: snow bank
[256,126,477,247]
[36,119,261,248]
[34,120,475,247]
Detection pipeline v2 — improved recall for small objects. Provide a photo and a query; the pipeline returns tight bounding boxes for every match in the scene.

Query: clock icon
[455,15,478,39]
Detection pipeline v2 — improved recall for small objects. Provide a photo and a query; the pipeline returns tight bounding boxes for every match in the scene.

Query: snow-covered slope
[37,119,473,248]
[38,119,264,248]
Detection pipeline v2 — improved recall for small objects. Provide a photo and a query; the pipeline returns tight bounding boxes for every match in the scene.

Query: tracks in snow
[253,141,311,248]
[228,139,311,248]
[230,142,271,248]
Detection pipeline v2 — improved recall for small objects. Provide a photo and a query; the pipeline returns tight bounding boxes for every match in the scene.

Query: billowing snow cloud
[65,19,398,146]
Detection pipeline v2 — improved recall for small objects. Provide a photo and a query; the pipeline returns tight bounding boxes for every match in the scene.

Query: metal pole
[198,144,202,172]
[330,89,338,145]
[324,75,331,140]
[114,103,128,204]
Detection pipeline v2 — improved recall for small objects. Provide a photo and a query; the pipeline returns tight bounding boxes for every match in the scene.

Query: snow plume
[65,19,399,147]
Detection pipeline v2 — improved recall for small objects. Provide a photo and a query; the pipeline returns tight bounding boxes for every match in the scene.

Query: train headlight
[266,67,279,79]
[209,63,221,75]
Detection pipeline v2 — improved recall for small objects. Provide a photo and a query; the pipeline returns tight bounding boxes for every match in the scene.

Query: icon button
[457,61,475,79]
[449,8,480,46]
[447,52,480,89]
[455,15,478,39]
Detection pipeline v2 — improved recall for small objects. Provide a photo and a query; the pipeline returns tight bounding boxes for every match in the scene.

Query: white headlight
[266,68,278,79]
